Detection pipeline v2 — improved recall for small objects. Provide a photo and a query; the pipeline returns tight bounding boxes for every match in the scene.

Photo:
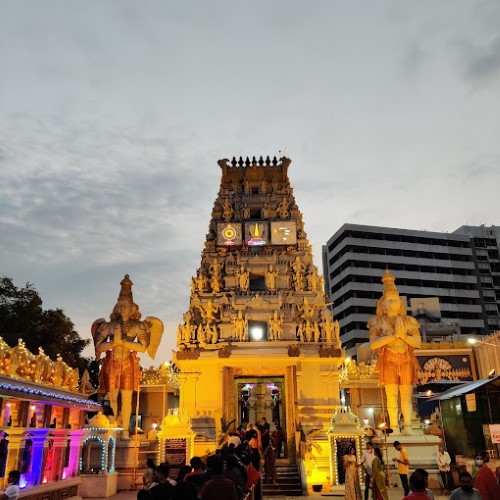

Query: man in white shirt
[0,470,20,500]
[361,441,375,500]
[436,446,453,493]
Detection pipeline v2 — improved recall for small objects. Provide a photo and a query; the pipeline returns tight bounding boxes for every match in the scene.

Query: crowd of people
[344,441,500,500]
[138,418,286,500]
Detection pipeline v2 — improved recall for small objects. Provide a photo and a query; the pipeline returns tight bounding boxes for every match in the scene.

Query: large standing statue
[368,270,421,435]
[92,275,163,439]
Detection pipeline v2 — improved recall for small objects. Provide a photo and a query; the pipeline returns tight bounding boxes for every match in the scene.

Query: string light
[108,437,116,473]
[0,381,101,407]
[80,436,107,473]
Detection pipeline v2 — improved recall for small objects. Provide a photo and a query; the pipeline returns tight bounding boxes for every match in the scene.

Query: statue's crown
[381,270,398,295]
[118,274,134,303]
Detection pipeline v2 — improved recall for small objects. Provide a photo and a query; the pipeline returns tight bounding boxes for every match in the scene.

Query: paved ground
[85,486,451,499]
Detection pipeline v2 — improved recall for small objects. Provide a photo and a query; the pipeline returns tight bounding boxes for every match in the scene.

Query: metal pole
[132,385,141,491]
[438,399,447,452]
[379,385,390,482]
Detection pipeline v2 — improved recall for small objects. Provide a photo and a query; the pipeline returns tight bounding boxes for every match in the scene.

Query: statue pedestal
[80,473,118,498]
[114,438,156,490]
[373,434,441,488]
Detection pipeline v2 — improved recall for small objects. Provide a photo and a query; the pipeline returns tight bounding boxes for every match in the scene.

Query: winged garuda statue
[92,275,164,439]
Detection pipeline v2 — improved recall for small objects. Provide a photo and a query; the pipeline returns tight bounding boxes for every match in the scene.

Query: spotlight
[249,325,264,341]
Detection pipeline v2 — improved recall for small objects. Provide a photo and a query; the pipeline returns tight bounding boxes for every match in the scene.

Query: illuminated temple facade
[0,339,104,499]
[174,156,345,467]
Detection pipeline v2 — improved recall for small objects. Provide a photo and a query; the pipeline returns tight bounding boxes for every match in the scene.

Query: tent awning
[428,375,500,401]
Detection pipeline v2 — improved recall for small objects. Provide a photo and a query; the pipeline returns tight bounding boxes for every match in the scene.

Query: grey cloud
[400,43,429,78]
[457,35,500,84]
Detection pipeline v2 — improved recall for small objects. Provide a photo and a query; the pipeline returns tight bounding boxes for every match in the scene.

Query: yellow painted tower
[174,156,344,466]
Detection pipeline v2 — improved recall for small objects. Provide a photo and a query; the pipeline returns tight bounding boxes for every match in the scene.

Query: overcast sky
[1,1,499,365]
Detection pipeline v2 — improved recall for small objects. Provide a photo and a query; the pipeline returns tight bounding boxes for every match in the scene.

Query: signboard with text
[490,424,500,444]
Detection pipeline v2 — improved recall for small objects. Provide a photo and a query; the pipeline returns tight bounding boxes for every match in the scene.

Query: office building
[323,224,487,353]
[453,225,500,332]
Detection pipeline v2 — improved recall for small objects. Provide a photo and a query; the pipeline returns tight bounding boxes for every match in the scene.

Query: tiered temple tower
[174,156,344,462]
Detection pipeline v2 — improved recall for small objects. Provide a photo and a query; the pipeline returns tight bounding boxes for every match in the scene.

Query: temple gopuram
[174,156,345,482]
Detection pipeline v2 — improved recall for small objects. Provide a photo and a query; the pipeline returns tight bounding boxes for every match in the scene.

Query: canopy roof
[428,375,500,401]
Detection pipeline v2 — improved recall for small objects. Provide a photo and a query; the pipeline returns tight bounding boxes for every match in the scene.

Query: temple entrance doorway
[235,376,286,430]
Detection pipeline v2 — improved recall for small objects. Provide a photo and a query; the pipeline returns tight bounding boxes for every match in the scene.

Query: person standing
[343,446,362,500]
[142,458,156,490]
[393,441,410,496]
[201,455,238,500]
[370,448,388,500]
[0,470,20,500]
[402,471,431,500]
[436,446,452,493]
[259,417,270,451]
[149,463,175,500]
[360,441,375,500]
[473,451,500,500]
[450,471,482,500]
[263,438,277,484]
[271,425,286,459]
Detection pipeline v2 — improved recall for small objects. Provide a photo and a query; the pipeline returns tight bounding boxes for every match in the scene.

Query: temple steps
[262,462,303,496]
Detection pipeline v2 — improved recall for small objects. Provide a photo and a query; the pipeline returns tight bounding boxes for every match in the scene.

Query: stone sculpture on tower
[92,275,163,439]
[368,270,421,435]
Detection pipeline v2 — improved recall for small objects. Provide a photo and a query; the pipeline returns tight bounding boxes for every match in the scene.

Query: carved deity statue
[210,274,221,293]
[199,299,220,323]
[321,307,340,345]
[262,202,271,219]
[306,265,320,291]
[297,323,305,343]
[177,310,195,345]
[92,275,163,439]
[297,297,316,322]
[276,196,289,219]
[232,310,248,341]
[209,259,222,293]
[268,311,283,341]
[368,270,421,435]
[222,198,233,222]
[195,271,207,293]
[304,321,314,342]
[265,265,278,291]
[291,256,305,291]
[236,265,250,291]
[207,323,219,344]
[242,203,250,219]
[197,323,206,344]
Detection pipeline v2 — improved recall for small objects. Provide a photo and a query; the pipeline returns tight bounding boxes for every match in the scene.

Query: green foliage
[0,276,90,372]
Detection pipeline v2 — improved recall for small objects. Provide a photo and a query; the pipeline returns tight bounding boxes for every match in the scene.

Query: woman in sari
[370,447,388,500]
[344,446,362,500]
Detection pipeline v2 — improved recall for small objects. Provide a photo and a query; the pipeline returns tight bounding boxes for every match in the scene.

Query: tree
[0,276,90,372]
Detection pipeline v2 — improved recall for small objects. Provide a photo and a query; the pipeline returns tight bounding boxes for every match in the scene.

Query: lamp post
[468,338,499,377]
[377,422,391,484]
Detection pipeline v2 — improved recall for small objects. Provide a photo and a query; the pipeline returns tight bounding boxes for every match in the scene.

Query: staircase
[262,460,303,497]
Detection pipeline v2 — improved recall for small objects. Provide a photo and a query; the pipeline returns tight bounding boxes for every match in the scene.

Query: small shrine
[327,406,365,492]
[80,413,120,498]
